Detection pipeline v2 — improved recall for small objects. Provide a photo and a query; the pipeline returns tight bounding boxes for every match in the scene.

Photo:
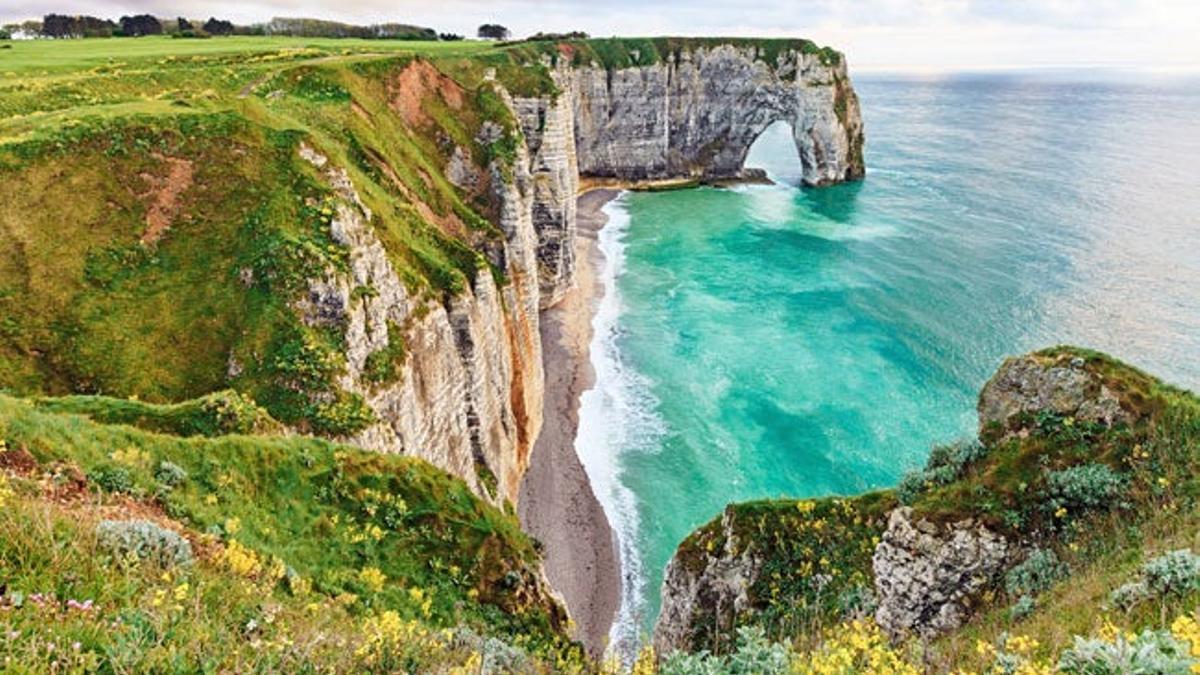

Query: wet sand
[518,189,621,657]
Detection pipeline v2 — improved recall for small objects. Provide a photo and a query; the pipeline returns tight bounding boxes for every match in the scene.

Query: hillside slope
[0,391,578,672]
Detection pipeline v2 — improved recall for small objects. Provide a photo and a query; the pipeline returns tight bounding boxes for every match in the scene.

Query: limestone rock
[572,45,864,187]
[872,507,1009,639]
[978,353,1131,440]
[653,508,763,655]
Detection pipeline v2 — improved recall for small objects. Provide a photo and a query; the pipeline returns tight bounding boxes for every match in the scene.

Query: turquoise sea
[575,71,1200,647]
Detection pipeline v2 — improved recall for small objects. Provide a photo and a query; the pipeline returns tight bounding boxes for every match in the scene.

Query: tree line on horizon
[0,16,591,44]
[1,15,447,40]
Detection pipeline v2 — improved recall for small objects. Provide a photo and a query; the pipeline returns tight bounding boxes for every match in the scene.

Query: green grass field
[0,35,487,75]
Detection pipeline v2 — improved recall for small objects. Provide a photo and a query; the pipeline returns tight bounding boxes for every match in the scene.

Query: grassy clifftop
[0,391,580,671]
[658,347,1200,672]
[0,38,528,432]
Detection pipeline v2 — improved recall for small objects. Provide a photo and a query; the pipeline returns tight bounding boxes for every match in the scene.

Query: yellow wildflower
[221,540,263,578]
[0,474,13,509]
[359,567,387,593]
[173,583,190,602]
[224,517,241,534]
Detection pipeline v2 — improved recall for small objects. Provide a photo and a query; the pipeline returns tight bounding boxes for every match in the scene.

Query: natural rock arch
[568,44,864,187]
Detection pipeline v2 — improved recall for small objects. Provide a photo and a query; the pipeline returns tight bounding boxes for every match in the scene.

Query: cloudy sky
[4,0,1199,72]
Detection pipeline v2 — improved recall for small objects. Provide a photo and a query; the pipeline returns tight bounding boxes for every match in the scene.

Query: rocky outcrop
[297,143,542,504]
[513,69,580,309]
[654,508,763,655]
[872,507,1009,639]
[978,353,1133,440]
[571,45,864,187]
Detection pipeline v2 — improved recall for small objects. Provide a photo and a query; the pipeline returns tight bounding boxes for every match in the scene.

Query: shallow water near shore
[576,71,1200,646]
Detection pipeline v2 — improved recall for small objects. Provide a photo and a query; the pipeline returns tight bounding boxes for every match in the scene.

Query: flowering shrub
[1172,615,1200,663]
[795,620,919,675]
[359,566,387,593]
[0,473,13,508]
[220,539,263,578]
[975,634,1053,674]
[354,610,445,669]
[96,519,194,568]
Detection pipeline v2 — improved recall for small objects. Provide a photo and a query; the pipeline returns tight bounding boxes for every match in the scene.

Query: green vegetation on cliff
[0,391,580,671]
[659,347,1200,672]
[0,37,530,431]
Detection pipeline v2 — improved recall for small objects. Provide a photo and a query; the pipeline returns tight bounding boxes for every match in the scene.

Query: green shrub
[836,584,877,620]
[96,519,194,568]
[1142,550,1200,597]
[1108,550,1200,611]
[87,465,134,494]
[659,627,790,675]
[1005,548,1068,597]
[1042,463,1126,513]
[154,460,188,488]
[1108,581,1151,611]
[1058,630,1195,674]
[898,440,987,505]
[1008,595,1036,620]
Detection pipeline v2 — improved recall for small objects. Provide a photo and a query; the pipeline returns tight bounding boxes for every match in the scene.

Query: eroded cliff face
[296,43,864,506]
[296,140,543,505]
[571,45,864,187]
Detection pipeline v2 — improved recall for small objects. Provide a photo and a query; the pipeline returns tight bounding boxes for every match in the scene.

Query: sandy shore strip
[519,189,622,657]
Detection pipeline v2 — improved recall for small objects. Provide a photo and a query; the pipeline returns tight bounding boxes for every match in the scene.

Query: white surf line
[575,193,665,661]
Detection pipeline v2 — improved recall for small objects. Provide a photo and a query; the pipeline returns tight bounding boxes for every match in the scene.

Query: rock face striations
[329,40,865,504]
[570,44,865,187]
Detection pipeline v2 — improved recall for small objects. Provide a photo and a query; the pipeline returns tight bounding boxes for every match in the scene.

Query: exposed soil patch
[0,447,39,473]
[366,145,470,239]
[351,100,371,121]
[387,59,465,128]
[138,155,194,245]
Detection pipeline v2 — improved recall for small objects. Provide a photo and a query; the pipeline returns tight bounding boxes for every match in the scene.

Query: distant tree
[176,17,192,32]
[438,32,464,41]
[477,24,510,40]
[118,14,162,37]
[41,14,75,38]
[42,14,116,38]
[264,17,436,40]
[77,15,115,37]
[526,31,589,41]
[0,29,10,40]
[203,18,234,36]
[18,20,44,38]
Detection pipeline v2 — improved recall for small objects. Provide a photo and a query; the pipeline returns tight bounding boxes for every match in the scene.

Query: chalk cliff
[329,40,866,503]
